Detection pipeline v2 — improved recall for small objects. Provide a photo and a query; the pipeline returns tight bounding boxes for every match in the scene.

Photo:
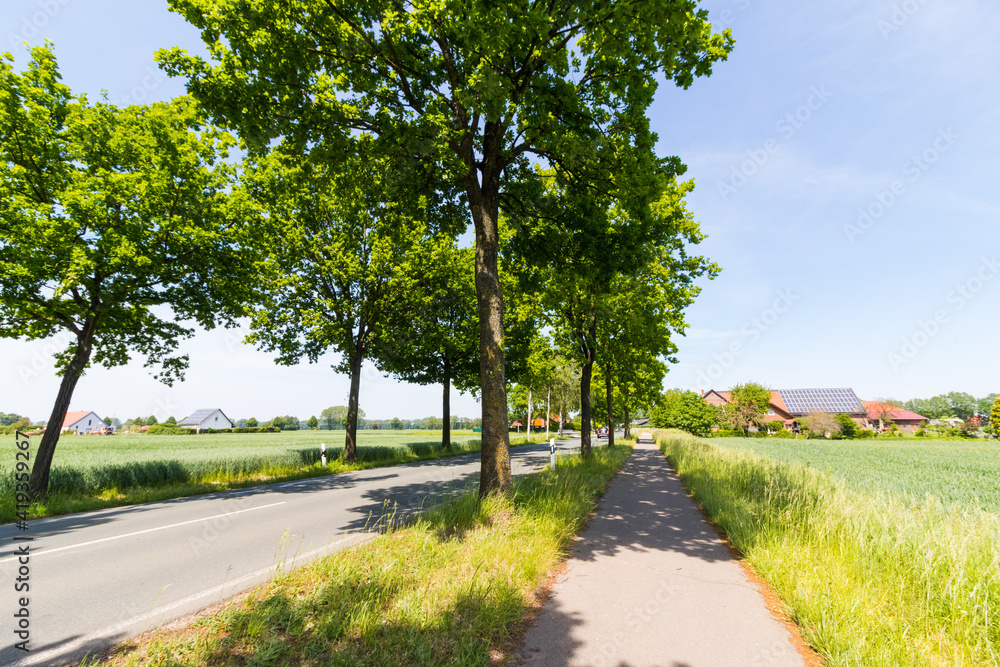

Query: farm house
[62,411,104,435]
[179,409,234,432]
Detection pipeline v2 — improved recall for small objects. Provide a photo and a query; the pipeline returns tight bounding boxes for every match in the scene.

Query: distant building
[703,388,868,430]
[62,411,103,435]
[179,409,234,432]
[863,401,928,434]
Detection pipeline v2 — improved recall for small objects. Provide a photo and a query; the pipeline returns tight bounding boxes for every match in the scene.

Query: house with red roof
[703,388,869,431]
[862,401,928,434]
[62,410,103,435]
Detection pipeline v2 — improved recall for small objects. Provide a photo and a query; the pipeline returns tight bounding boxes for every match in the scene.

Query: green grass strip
[654,429,1000,666]
[90,441,634,666]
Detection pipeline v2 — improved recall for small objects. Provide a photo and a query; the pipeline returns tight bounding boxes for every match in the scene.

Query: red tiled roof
[862,401,927,421]
[706,390,788,412]
[62,411,93,428]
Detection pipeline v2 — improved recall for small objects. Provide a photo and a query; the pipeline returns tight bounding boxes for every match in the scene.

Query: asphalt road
[0,437,588,666]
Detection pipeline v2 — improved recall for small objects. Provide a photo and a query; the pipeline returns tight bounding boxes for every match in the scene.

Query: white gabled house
[179,409,234,433]
[62,411,103,435]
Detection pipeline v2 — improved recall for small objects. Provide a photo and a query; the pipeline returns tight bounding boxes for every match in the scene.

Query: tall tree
[727,382,772,435]
[550,358,580,436]
[0,47,251,499]
[374,240,479,450]
[158,0,733,496]
[651,389,716,437]
[242,150,430,463]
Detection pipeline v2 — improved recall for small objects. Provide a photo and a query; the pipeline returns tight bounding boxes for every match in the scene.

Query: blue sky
[1,0,998,424]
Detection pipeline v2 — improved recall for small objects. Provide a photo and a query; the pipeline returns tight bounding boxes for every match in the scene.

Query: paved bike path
[515,436,806,667]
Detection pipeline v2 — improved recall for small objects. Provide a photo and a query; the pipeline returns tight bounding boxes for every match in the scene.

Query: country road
[0,437,592,666]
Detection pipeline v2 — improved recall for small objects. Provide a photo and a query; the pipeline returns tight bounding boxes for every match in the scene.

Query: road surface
[0,438,588,666]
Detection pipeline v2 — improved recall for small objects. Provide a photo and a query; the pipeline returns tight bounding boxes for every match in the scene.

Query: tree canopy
[0,46,252,497]
[158,0,733,496]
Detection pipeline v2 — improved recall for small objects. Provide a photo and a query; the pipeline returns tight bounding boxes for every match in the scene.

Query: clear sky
[1,1,997,424]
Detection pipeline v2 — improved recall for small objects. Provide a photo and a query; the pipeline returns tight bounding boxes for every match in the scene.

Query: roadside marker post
[320,443,327,467]
[550,438,556,470]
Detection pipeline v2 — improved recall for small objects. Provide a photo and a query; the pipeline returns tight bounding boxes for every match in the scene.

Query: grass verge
[85,442,632,667]
[653,429,1000,666]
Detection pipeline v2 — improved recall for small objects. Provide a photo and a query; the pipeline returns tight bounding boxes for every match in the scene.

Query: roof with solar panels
[703,388,867,417]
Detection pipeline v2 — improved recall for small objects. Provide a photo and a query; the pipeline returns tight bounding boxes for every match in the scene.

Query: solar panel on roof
[777,389,865,415]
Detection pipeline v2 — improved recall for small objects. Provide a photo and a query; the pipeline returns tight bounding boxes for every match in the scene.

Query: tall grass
[88,443,633,667]
[710,436,1000,511]
[654,430,1000,666]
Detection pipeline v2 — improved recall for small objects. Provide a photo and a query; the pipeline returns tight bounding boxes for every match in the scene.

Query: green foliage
[0,46,254,496]
[375,239,479,391]
[0,412,23,426]
[651,389,716,437]
[145,424,187,435]
[307,415,318,430]
[726,382,772,434]
[146,415,158,426]
[992,397,1000,433]
[159,0,733,494]
[835,414,859,439]
[245,417,258,428]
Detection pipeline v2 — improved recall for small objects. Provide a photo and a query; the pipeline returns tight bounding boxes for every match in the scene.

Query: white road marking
[12,532,377,666]
[0,502,286,564]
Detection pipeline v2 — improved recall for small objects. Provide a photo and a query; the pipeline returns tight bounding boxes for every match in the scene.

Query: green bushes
[145,424,188,435]
[231,426,281,434]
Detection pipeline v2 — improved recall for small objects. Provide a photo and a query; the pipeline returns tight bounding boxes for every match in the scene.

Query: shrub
[145,424,188,435]
[915,428,926,437]
[856,429,874,439]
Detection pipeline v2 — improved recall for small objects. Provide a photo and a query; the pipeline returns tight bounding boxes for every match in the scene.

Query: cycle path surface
[515,435,807,667]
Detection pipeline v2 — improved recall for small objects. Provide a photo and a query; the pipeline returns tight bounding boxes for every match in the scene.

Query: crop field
[708,436,1000,511]
[1,430,483,521]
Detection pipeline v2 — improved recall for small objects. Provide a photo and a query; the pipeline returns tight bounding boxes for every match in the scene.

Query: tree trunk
[465,132,512,498]
[580,356,594,458]
[527,385,532,440]
[623,401,631,439]
[605,364,614,448]
[344,350,363,463]
[30,329,95,500]
[546,387,550,439]
[442,359,451,451]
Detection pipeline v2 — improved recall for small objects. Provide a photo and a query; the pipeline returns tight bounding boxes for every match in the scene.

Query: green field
[3,430,567,522]
[2,430,484,521]
[708,436,1000,511]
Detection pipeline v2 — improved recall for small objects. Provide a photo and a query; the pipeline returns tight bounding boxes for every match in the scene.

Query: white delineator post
[320,443,327,467]
[550,438,556,471]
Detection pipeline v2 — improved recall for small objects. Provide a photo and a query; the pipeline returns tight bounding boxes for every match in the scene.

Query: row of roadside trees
[2,4,733,499]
